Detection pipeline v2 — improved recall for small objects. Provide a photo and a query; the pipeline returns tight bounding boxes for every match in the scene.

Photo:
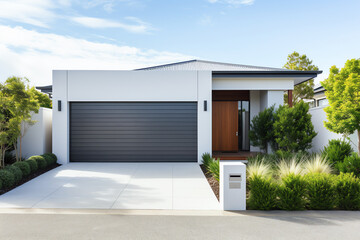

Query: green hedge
[0,169,15,189]
[25,159,38,173]
[248,172,360,210]
[27,156,47,169]
[13,161,31,177]
[5,165,23,184]
[305,173,337,210]
[248,175,277,210]
[335,173,360,210]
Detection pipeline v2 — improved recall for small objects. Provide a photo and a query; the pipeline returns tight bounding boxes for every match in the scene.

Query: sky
[0,0,359,87]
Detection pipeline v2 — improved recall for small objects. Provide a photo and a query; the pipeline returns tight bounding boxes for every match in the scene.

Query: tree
[31,89,52,108]
[273,102,317,153]
[3,77,39,161]
[284,51,319,104]
[321,59,360,154]
[249,105,276,153]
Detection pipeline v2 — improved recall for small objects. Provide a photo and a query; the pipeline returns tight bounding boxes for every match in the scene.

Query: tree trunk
[19,136,22,161]
[358,130,360,156]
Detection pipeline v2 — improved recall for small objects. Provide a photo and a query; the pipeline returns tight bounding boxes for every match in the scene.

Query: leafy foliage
[322,139,353,165]
[249,105,276,152]
[321,59,360,153]
[28,156,47,169]
[303,155,332,174]
[25,159,38,173]
[305,173,337,210]
[248,175,278,210]
[283,51,319,104]
[201,152,212,169]
[335,153,360,177]
[31,89,52,109]
[0,169,15,189]
[2,77,40,162]
[335,173,360,210]
[274,102,317,153]
[277,174,307,210]
[13,161,31,177]
[208,158,220,182]
[5,165,23,184]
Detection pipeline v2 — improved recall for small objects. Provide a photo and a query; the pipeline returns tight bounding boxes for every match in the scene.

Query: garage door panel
[70,102,198,162]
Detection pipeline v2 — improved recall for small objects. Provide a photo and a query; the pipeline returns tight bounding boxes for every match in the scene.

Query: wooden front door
[212,101,238,152]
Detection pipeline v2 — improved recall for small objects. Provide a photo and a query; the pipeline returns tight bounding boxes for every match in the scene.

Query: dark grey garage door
[70,102,197,162]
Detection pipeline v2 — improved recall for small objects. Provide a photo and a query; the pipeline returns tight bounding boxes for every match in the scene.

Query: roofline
[135,59,292,71]
[135,59,198,71]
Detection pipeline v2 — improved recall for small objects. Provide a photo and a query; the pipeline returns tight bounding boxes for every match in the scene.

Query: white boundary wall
[19,107,52,159]
[310,106,358,153]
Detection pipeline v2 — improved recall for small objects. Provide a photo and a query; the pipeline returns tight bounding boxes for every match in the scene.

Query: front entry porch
[212,90,253,160]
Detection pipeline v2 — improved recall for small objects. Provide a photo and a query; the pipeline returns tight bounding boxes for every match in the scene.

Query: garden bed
[0,163,60,196]
[200,164,219,200]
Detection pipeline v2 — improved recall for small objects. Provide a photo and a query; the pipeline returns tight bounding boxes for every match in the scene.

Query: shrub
[43,153,57,162]
[335,153,360,177]
[277,173,307,210]
[335,173,360,210]
[208,158,220,182]
[13,161,31,177]
[41,154,54,166]
[0,170,15,189]
[0,179,2,189]
[322,139,352,165]
[274,102,317,153]
[249,105,276,153]
[303,155,332,174]
[28,156,47,169]
[201,152,212,169]
[25,159,38,173]
[247,154,279,168]
[247,161,277,210]
[277,159,306,210]
[5,165,23,184]
[277,159,303,178]
[247,160,273,179]
[305,173,337,210]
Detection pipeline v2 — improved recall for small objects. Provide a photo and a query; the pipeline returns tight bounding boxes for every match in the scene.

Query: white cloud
[0,0,57,28]
[71,16,152,33]
[207,0,255,6]
[0,25,193,86]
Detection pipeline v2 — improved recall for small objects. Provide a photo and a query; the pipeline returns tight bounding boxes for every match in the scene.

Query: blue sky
[0,0,359,86]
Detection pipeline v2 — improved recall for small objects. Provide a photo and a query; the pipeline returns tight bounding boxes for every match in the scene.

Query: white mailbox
[220,161,246,211]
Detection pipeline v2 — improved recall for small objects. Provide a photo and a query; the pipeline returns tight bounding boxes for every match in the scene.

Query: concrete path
[0,163,219,210]
[0,210,359,240]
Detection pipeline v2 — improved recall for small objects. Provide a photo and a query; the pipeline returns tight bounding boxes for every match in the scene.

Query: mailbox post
[219,160,246,211]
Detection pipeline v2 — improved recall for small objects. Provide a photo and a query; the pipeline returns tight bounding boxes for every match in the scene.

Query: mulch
[200,164,219,200]
[0,163,61,196]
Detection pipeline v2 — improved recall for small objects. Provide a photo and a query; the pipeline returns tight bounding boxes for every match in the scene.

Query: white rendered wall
[53,70,212,164]
[310,106,359,153]
[19,107,52,159]
[52,70,68,165]
[67,70,198,101]
[212,78,293,90]
[197,71,212,163]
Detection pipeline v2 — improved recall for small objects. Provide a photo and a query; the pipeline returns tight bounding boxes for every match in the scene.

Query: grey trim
[70,102,198,162]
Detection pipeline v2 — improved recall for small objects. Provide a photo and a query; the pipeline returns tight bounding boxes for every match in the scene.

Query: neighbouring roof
[136,59,291,72]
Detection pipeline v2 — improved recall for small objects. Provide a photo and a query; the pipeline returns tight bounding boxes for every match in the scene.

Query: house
[304,85,328,108]
[51,60,322,165]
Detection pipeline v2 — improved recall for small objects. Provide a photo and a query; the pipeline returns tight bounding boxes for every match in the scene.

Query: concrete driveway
[0,163,219,210]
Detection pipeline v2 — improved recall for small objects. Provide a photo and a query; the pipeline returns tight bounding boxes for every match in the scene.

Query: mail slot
[229,174,241,189]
